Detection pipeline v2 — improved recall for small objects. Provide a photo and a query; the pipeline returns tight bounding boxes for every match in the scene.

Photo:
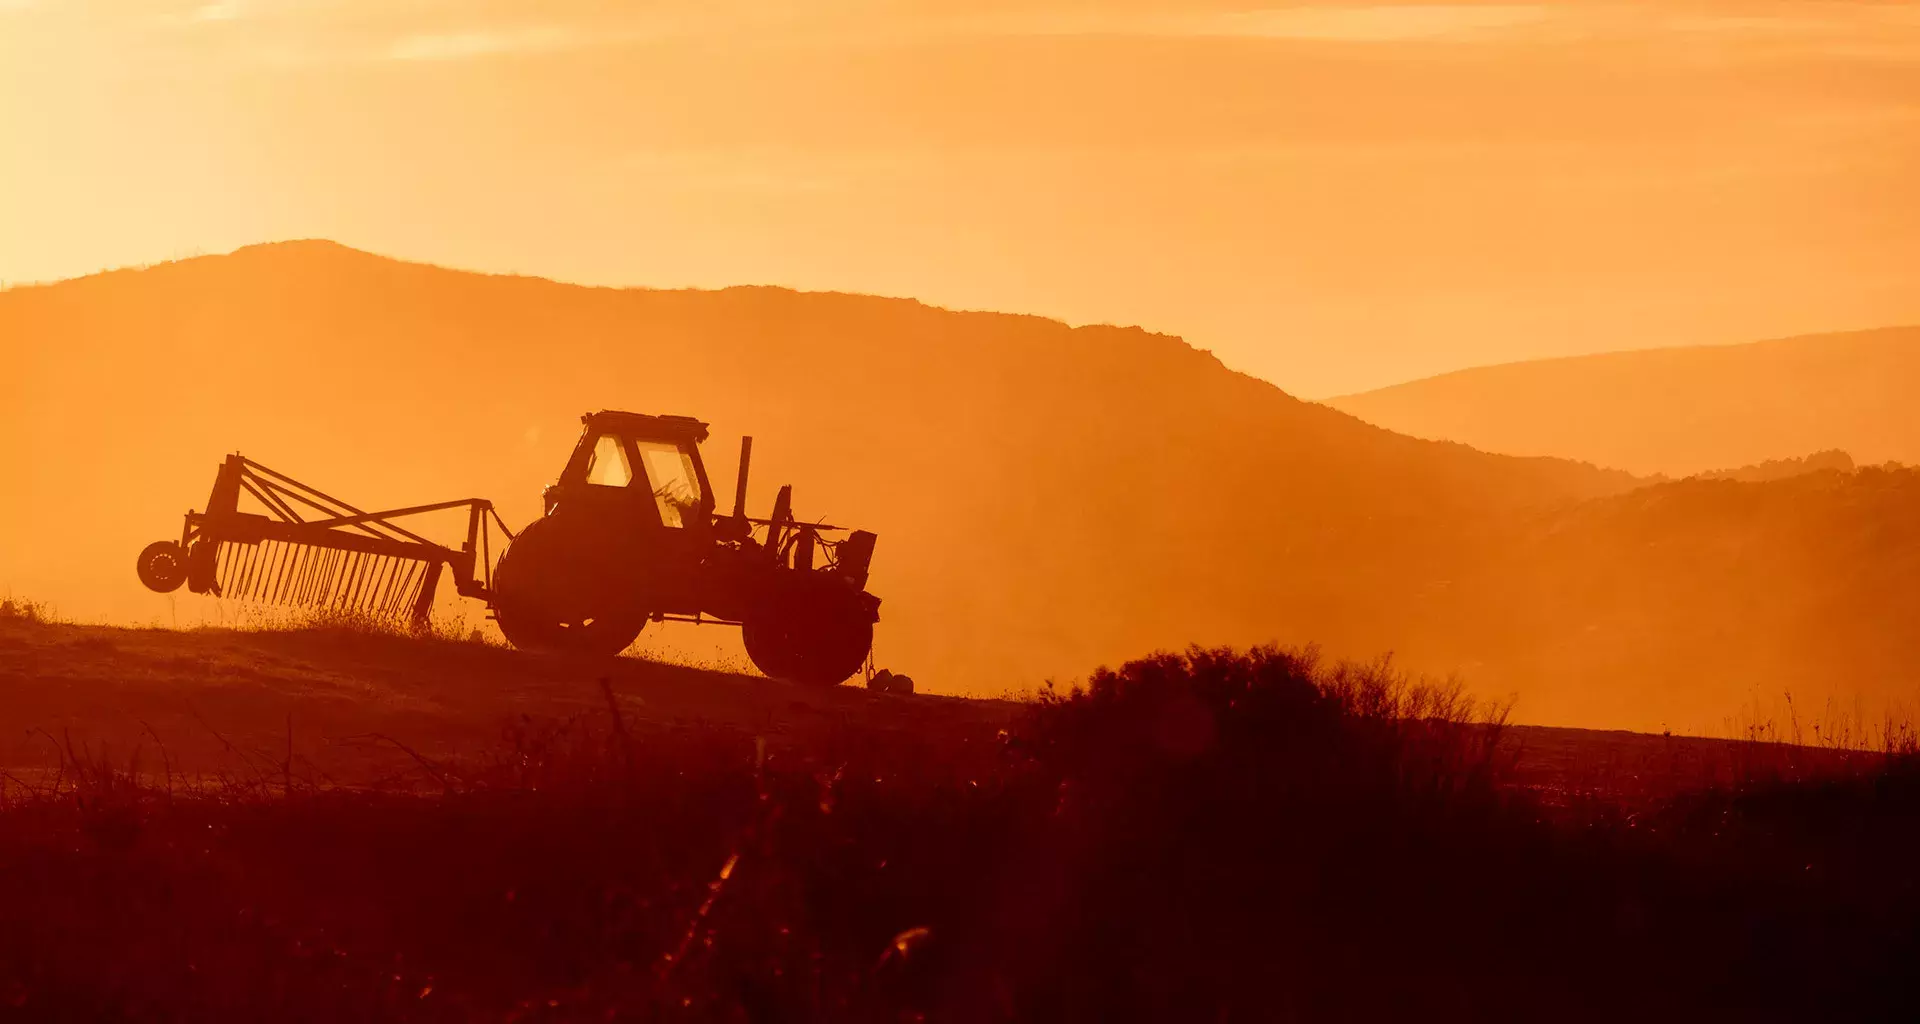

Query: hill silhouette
[4,242,1914,729]
[1696,449,1854,483]
[1327,327,1920,476]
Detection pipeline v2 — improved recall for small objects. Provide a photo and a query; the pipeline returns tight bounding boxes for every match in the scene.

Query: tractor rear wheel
[742,581,874,686]
[493,516,646,657]
[496,598,645,658]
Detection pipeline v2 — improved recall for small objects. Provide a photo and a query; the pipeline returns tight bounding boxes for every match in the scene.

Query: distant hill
[1431,466,1920,728]
[1327,327,1920,477]
[4,242,1915,730]
[1695,450,1854,484]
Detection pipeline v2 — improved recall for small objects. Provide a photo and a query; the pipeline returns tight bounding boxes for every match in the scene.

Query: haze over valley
[9,242,1919,732]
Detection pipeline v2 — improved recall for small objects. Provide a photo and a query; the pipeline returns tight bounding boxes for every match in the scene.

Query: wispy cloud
[385,25,578,61]
[192,1,243,21]
[953,4,1555,44]
[955,2,1920,54]
[1167,5,1556,43]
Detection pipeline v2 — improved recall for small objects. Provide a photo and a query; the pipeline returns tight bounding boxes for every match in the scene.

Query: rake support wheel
[136,541,188,593]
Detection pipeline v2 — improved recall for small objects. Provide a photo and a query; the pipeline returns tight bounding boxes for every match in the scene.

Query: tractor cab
[548,412,716,531]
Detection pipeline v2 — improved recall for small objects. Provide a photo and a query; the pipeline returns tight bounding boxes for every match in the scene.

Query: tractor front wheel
[743,581,874,686]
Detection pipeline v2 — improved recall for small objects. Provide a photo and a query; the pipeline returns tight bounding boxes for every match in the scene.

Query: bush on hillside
[0,646,1914,1022]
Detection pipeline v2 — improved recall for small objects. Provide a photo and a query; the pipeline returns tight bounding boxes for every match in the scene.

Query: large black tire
[743,580,874,686]
[136,541,188,593]
[492,516,646,657]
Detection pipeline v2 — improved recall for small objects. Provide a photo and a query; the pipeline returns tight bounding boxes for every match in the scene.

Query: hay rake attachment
[136,455,512,627]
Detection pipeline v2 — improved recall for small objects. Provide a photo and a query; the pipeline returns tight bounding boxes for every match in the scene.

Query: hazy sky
[4,1,1918,394]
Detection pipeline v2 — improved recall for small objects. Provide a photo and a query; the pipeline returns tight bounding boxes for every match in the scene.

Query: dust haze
[4,2,1920,1019]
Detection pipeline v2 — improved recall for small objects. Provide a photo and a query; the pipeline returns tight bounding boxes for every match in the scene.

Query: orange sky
[3,1,1918,395]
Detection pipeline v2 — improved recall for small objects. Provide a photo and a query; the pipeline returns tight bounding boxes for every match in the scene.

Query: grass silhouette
[0,642,1912,1021]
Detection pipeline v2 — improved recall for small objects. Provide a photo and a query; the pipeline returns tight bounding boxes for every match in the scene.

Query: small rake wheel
[136,541,189,593]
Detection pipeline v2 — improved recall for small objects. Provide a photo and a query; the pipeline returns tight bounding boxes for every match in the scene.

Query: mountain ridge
[8,241,1915,731]
[1329,325,1920,476]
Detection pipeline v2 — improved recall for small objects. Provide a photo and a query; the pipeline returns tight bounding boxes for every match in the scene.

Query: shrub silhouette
[0,644,1913,1022]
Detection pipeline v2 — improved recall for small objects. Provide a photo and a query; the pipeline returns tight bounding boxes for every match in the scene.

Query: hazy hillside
[1327,327,1920,477]
[1434,467,1920,728]
[6,242,1917,730]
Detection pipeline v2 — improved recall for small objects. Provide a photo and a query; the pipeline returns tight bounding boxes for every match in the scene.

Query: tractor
[134,411,881,686]
[493,411,880,684]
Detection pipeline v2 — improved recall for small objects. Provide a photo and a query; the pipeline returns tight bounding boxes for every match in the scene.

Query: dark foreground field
[0,612,1915,1022]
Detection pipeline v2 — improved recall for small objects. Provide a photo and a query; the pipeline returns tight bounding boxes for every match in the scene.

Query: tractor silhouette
[135,411,881,686]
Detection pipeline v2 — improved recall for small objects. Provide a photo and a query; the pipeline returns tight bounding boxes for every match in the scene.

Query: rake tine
[364,549,384,614]
[253,541,272,602]
[264,542,284,604]
[219,542,236,597]
[284,544,309,606]
[380,560,407,620]
[313,547,333,607]
[411,563,430,619]
[295,546,313,607]
[325,549,344,607]
[405,563,429,623]
[384,558,405,618]
[360,554,381,614]
[353,555,374,614]
[349,551,369,611]
[311,546,329,607]
[294,543,314,606]
[321,549,339,609]
[236,542,259,600]
[396,559,415,619]
[372,556,396,615]
[314,546,330,606]
[402,561,425,620]
[264,541,288,603]
[364,554,382,613]
[401,561,426,620]
[336,552,359,611]
[275,542,300,606]
[249,542,271,601]
[306,547,325,607]
[392,560,417,620]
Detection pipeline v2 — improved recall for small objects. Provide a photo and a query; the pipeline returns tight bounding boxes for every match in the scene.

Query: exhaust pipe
[732,436,753,520]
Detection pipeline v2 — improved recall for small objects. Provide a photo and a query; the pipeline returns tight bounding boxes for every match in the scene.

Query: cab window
[635,440,703,527]
[584,434,632,487]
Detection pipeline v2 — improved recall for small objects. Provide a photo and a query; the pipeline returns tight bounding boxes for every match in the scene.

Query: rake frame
[176,455,513,626]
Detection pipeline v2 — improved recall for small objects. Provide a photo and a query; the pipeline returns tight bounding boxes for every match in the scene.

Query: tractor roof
[583,410,710,443]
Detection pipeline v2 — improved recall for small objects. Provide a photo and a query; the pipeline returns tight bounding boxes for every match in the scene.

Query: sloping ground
[0,617,1862,803]
[1328,325,1920,476]
[0,617,1014,785]
[0,624,1910,1021]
